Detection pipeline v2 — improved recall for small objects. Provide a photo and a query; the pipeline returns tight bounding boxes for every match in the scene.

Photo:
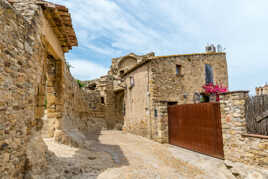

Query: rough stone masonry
[0,0,106,178]
[220,91,268,177]
[0,0,267,178]
[109,52,228,143]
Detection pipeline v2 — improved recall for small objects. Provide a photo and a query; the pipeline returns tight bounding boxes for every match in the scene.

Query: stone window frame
[120,70,125,76]
[101,97,105,104]
[129,76,135,89]
[205,64,214,84]
[176,64,183,76]
[154,109,158,118]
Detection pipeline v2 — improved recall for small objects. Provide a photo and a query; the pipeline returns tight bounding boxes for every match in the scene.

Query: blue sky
[49,0,268,93]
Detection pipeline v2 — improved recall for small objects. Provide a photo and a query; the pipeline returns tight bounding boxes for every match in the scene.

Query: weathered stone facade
[219,91,268,177]
[0,1,48,178]
[115,52,228,142]
[110,52,155,78]
[123,64,150,137]
[0,0,106,178]
[256,84,268,96]
[52,63,106,146]
[150,53,228,103]
[84,75,124,130]
[1,0,266,178]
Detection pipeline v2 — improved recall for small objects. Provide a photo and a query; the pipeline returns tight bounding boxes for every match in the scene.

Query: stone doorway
[114,90,125,129]
[41,54,64,138]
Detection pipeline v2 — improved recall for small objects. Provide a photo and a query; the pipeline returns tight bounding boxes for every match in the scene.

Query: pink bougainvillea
[202,83,228,101]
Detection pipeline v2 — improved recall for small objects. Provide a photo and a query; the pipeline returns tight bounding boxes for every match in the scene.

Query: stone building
[1,0,267,178]
[256,84,268,96]
[83,75,124,130]
[89,52,228,142]
[0,0,106,178]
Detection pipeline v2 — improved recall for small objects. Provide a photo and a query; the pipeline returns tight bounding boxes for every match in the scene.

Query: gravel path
[43,130,234,179]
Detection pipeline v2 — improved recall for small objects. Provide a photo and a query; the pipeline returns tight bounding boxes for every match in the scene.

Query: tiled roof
[38,0,78,52]
[8,0,78,53]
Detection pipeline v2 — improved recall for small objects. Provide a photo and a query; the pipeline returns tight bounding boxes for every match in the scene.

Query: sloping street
[43,130,235,179]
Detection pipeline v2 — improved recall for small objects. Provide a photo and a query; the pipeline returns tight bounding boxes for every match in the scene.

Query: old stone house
[1,0,267,178]
[83,75,124,130]
[85,52,228,142]
[116,52,228,142]
[256,84,268,96]
[104,53,268,174]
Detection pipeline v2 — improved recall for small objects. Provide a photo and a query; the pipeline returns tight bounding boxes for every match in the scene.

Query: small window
[200,93,210,103]
[87,83,96,90]
[130,76,134,88]
[205,64,214,84]
[176,65,182,75]
[120,70,124,75]
[101,97,105,104]
[154,109,158,117]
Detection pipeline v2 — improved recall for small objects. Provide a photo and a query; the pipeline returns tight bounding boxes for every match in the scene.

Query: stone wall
[256,84,268,96]
[219,91,268,170]
[109,52,155,78]
[121,52,228,143]
[151,101,169,143]
[0,0,107,178]
[7,0,39,22]
[149,53,228,143]
[83,75,123,130]
[123,64,150,138]
[53,64,106,146]
[0,1,48,178]
[151,53,228,104]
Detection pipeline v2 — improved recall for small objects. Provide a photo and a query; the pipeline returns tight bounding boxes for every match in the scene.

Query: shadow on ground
[43,129,129,179]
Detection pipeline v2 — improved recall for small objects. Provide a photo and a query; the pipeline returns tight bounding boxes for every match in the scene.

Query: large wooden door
[168,103,224,159]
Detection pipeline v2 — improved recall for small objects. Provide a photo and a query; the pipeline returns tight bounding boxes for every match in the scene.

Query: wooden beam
[242,133,268,139]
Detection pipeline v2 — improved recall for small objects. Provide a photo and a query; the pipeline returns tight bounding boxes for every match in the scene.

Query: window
[200,93,210,103]
[120,70,124,75]
[87,83,96,90]
[130,76,134,88]
[205,64,214,84]
[101,97,105,104]
[176,65,182,75]
[154,109,158,118]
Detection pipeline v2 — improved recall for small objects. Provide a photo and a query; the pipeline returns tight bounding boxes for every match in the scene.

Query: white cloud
[67,59,108,80]
[48,0,268,92]
[85,44,122,56]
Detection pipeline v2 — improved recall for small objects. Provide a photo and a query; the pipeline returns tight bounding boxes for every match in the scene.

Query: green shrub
[77,80,85,88]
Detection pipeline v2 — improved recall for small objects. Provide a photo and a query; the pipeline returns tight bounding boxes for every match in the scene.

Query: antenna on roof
[205,44,216,53]
[216,44,223,52]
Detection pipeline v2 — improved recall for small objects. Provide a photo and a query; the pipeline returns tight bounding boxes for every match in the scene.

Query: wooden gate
[168,103,224,159]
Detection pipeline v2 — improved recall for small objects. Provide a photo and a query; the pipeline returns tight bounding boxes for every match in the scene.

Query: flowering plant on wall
[202,83,228,101]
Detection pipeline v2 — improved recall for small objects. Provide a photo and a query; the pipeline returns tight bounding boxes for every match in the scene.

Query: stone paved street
[43,130,236,179]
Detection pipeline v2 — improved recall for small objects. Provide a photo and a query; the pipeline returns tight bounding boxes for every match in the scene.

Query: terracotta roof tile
[8,0,78,53]
[38,0,78,52]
